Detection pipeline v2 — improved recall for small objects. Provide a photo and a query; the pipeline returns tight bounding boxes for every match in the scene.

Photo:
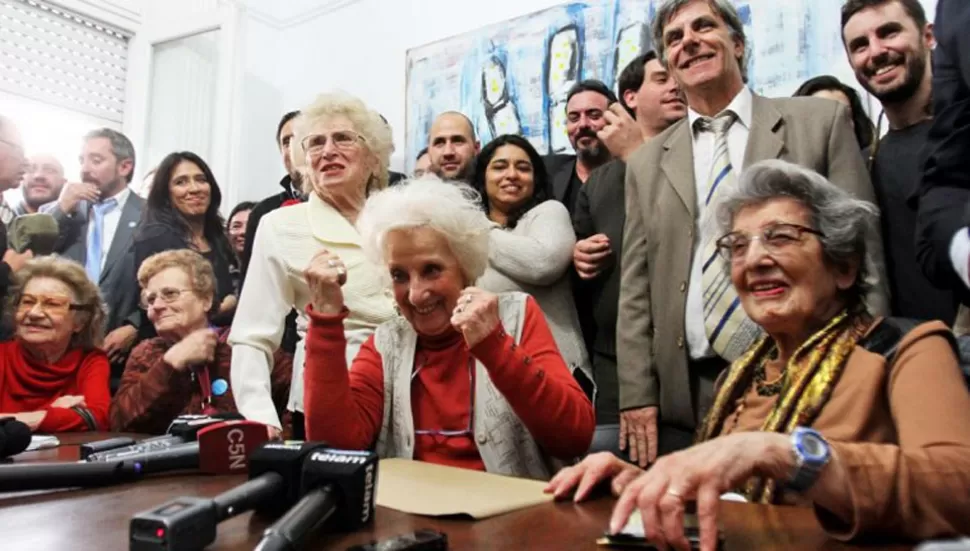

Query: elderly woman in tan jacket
[547,160,970,547]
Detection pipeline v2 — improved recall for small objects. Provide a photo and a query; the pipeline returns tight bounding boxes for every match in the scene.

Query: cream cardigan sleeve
[487,200,576,286]
[228,218,295,429]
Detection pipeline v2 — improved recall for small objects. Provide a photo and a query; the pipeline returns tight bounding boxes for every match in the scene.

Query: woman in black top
[134,151,237,335]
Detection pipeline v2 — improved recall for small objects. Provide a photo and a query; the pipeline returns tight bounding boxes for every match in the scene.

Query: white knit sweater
[477,200,593,384]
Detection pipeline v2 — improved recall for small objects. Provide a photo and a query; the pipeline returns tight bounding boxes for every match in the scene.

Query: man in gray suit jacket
[43,129,143,381]
[617,0,888,467]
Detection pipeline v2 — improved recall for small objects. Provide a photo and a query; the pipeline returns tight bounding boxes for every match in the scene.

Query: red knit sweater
[0,341,110,432]
[303,296,594,470]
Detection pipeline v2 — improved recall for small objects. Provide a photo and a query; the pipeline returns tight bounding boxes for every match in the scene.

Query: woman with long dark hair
[134,152,238,331]
[793,75,876,151]
[471,134,593,396]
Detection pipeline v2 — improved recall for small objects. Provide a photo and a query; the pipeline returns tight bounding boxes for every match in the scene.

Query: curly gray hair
[292,92,394,195]
[356,177,492,287]
[714,159,879,306]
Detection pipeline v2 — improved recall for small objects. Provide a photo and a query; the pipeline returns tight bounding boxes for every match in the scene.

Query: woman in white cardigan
[472,134,594,395]
[229,92,396,436]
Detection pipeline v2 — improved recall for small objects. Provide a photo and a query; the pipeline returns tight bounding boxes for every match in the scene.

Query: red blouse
[0,341,110,432]
[303,296,594,470]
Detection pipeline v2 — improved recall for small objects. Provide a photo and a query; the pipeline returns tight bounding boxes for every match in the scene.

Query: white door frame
[123,2,244,198]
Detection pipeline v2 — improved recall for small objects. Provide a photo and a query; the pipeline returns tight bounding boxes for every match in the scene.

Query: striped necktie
[696,112,762,361]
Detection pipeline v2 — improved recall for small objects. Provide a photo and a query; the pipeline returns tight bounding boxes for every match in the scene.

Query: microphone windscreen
[8,213,59,256]
[301,449,379,530]
[197,420,269,475]
[2,420,32,458]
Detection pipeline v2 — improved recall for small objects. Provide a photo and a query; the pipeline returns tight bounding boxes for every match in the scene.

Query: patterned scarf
[695,308,871,503]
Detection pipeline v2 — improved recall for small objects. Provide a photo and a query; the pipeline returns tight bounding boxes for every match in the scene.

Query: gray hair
[293,91,395,195]
[714,159,879,305]
[356,177,492,287]
[83,128,136,183]
[652,0,749,83]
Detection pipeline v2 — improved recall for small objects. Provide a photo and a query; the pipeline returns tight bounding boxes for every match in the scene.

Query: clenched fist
[450,287,501,348]
[164,328,218,371]
[303,249,347,315]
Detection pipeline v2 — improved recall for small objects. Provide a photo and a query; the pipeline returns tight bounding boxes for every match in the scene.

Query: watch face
[799,432,829,461]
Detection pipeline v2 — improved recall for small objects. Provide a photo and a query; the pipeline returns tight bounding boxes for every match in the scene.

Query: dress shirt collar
[99,186,131,211]
[688,86,754,133]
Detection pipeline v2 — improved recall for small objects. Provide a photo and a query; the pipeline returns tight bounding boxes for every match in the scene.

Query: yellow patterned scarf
[695,308,870,503]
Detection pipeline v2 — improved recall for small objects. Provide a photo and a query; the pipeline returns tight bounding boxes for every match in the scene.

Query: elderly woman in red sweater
[110,249,291,434]
[0,257,109,432]
[303,178,595,480]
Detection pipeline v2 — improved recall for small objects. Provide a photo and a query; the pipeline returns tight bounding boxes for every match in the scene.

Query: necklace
[753,358,786,397]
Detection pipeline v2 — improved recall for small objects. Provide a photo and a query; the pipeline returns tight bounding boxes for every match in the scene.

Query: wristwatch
[787,427,831,492]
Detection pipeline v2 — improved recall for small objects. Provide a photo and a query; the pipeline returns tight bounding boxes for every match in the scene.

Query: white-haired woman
[546,160,970,546]
[229,92,397,437]
[301,179,595,480]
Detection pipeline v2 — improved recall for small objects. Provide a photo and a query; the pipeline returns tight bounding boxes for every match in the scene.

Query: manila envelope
[376,458,553,519]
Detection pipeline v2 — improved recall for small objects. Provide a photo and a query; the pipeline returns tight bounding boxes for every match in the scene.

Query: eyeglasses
[140,287,191,310]
[18,293,91,315]
[411,356,475,438]
[301,131,365,157]
[715,223,825,263]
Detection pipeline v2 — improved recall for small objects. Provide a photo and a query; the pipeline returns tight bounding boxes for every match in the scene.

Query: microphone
[86,413,243,462]
[0,419,32,459]
[7,213,59,256]
[129,442,330,550]
[0,420,268,492]
[254,449,379,551]
[80,436,137,459]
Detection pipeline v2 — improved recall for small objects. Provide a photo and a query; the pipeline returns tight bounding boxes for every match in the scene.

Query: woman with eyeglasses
[110,250,291,434]
[0,257,109,432]
[301,179,594,479]
[546,160,970,544]
[229,92,397,439]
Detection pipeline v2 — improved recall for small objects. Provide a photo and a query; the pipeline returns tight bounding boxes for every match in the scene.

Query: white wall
[234,16,285,202]
[278,0,569,171]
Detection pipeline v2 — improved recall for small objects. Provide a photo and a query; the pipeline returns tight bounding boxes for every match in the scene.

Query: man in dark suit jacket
[544,80,618,214]
[572,50,686,455]
[43,128,143,385]
[917,0,970,305]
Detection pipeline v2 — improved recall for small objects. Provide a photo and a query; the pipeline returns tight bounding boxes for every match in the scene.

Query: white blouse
[228,192,396,428]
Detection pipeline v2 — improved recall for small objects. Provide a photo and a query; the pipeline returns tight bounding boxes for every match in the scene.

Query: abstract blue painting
[404,0,934,170]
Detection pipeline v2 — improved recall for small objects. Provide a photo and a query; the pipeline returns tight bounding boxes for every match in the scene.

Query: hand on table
[608,432,792,551]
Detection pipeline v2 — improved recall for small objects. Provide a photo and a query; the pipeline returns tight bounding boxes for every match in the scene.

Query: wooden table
[0,433,913,550]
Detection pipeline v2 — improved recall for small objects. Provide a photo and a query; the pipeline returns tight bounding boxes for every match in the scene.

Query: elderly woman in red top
[0,257,109,432]
[303,178,595,479]
[110,249,291,434]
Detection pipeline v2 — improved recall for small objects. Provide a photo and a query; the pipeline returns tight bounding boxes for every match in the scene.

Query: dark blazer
[543,154,578,206]
[573,159,626,360]
[572,159,626,425]
[917,0,970,304]
[47,193,144,333]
